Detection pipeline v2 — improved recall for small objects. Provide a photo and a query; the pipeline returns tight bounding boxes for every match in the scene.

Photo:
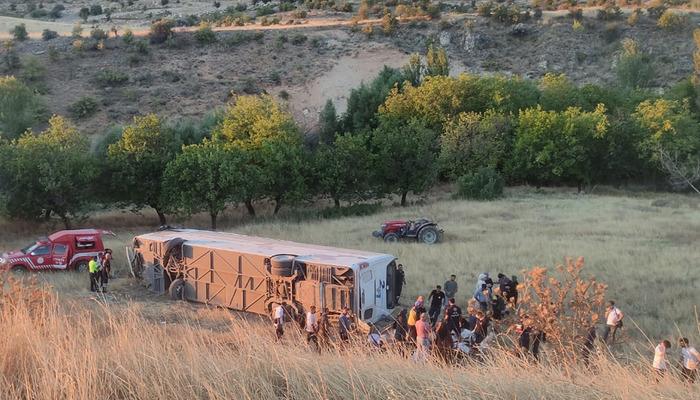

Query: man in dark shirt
[474,311,490,344]
[394,264,406,304]
[444,298,462,337]
[428,285,445,327]
[338,307,352,342]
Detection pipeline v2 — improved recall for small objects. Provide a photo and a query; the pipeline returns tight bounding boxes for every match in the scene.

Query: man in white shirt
[305,305,319,348]
[679,337,700,383]
[602,300,624,345]
[273,302,286,340]
[652,340,671,379]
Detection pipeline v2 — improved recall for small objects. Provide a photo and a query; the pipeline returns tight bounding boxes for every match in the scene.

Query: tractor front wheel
[418,227,440,245]
[384,233,400,243]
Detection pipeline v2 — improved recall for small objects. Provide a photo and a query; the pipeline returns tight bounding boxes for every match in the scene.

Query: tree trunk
[245,199,256,217]
[334,197,341,208]
[273,195,282,215]
[59,213,72,230]
[577,182,583,193]
[156,209,167,226]
[400,191,408,207]
[210,212,218,230]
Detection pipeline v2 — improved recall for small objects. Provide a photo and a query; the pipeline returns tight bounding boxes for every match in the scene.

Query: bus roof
[135,229,394,268]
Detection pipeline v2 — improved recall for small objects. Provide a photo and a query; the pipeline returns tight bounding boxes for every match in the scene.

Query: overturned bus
[130,229,399,324]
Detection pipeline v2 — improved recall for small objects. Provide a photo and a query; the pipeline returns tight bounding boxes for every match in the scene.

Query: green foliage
[290,33,307,45]
[510,105,609,187]
[95,69,129,87]
[79,7,89,21]
[107,114,180,224]
[657,10,689,31]
[633,99,700,162]
[646,5,668,20]
[123,29,135,45]
[319,202,381,219]
[315,133,374,206]
[194,23,217,44]
[224,31,264,47]
[318,99,338,145]
[11,24,28,41]
[90,28,108,40]
[381,11,397,35]
[342,66,405,132]
[150,19,174,44]
[0,116,97,228]
[439,110,513,179]
[402,53,422,86]
[94,125,123,158]
[596,5,622,21]
[256,5,275,17]
[455,167,505,200]
[425,44,449,77]
[163,141,247,229]
[371,116,438,206]
[616,39,654,89]
[42,29,58,41]
[539,73,581,111]
[213,94,298,146]
[68,96,99,120]
[90,5,103,15]
[0,76,43,140]
[477,1,493,16]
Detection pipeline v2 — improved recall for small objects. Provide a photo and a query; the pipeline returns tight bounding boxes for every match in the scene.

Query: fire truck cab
[0,229,114,273]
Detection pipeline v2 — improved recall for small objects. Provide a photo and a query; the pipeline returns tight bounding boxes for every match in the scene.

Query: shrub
[320,203,382,219]
[224,31,264,47]
[477,1,493,17]
[456,167,505,200]
[72,24,83,38]
[292,9,308,18]
[381,12,398,34]
[12,24,28,41]
[194,23,217,44]
[269,71,281,84]
[90,28,108,40]
[30,9,49,18]
[279,90,289,100]
[161,0,169,5]
[42,29,59,41]
[150,19,174,43]
[601,22,621,43]
[657,10,689,31]
[123,29,135,44]
[68,96,99,119]
[533,7,543,19]
[79,7,89,21]
[627,8,641,26]
[49,4,65,18]
[279,2,295,11]
[234,3,247,11]
[616,39,654,89]
[290,33,307,45]
[646,5,667,20]
[596,5,622,21]
[95,69,129,87]
[132,39,149,54]
[90,4,103,15]
[572,19,583,32]
[256,5,275,17]
[568,8,582,20]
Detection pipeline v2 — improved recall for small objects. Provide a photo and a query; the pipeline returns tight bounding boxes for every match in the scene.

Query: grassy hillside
[1,189,700,399]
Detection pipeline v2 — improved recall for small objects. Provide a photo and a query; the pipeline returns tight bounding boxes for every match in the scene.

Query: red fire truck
[0,229,114,273]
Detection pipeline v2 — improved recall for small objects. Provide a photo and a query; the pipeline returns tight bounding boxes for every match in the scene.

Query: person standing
[407,296,425,342]
[88,256,100,292]
[509,275,520,307]
[444,298,462,337]
[581,325,597,366]
[652,340,671,380]
[305,306,319,350]
[602,301,624,345]
[273,302,287,340]
[338,307,352,343]
[497,273,512,296]
[415,313,432,356]
[428,285,445,327]
[393,309,409,344]
[473,311,490,344]
[317,307,331,348]
[444,275,458,306]
[679,337,700,383]
[100,250,111,292]
[395,264,406,304]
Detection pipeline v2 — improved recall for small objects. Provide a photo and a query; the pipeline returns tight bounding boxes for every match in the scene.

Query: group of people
[653,337,700,383]
[88,249,112,292]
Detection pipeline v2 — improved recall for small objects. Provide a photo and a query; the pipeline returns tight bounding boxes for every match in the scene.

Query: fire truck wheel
[11,265,27,274]
[169,278,185,301]
[74,261,88,273]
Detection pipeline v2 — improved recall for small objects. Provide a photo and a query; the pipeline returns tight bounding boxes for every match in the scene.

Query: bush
[290,33,307,45]
[319,203,382,219]
[234,3,247,11]
[90,28,108,40]
[657,10,689,31]
[95,70,129,87]
[29,9,49,18]
[90,4,103,16]
[596,5,622,21]
[279,2,295,11]
[72,24,83,38]
[477,2,493,17]
[601,22,621,43]
[161,0,170,5]
[79,7,89,21]
[456,167,505,200]
[224,31,264,47]
[646,5,667,20]
[150,19,174,43]
[292,9,308,18]
[12,24,28,41]
[627,8,641,26]
[194,24,217,44]
[49,4,65,19]
[132,39,149,54]
[568,8,582,20]
[68,96,99,119]
[42,29,59,41]
[256,5,275,17]
[123,29,135,44]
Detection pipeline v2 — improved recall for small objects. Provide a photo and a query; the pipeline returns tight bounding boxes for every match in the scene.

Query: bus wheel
[168,278,185,301]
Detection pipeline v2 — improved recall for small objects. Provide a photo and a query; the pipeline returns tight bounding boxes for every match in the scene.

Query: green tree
[315,133,374,207]
[318,99,338,145]
[439,110,513,179]
[616,38,654,89]
[693,29,700,112]
[371,116,438,206]
[79,7,89,22]
[633,99,700,163]
[342,66,405,133]
[510,105,609,189]
[213,95,305,215]
[107,114,180,225]
[539,73,581,111]
[402,53,422,86]
[0,116,97,228]
[163,141,246,229]
[11,24,28,41]
[0,76,43,139]
[425,44,449,77]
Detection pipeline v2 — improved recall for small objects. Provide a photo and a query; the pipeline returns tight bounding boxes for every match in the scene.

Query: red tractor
[372,218,443,244]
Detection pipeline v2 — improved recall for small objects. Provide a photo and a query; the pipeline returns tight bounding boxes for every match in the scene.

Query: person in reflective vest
[88,256,100,292]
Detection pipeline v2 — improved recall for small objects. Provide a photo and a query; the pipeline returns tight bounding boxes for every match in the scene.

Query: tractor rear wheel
[418,227,440,244]
[384,233,399,243]
[169,278,185,301]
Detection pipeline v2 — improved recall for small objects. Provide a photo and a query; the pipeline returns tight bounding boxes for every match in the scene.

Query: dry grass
[1,188,699,398]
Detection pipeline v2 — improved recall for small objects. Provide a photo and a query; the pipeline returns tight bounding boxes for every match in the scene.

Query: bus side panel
[183,245,271,315]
